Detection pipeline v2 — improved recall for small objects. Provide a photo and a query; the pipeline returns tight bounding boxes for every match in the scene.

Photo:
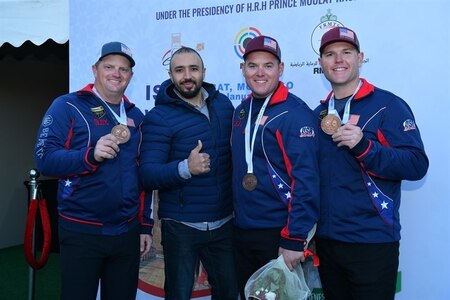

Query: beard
[175,80,202,99]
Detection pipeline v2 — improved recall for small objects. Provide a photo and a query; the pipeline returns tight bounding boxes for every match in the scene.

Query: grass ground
[0,245,60,299]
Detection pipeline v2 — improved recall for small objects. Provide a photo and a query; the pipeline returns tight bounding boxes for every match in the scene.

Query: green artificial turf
[0,245,60,299]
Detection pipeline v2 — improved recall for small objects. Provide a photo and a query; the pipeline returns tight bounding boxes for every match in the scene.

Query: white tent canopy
[0,0,68,47]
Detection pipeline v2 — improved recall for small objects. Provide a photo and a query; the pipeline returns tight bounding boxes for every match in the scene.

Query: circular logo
[311,21,344,55]
[234,27,262,59]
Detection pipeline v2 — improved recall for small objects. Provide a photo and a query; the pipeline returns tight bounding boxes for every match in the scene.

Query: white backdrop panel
[70,0,450,299]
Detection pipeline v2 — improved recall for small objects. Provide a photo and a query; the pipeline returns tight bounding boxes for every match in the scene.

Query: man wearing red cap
[231,35,320,299]
[314,26,429,299]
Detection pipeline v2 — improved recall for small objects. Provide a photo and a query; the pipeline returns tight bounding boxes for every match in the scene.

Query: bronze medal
[321,114,341,135]
[111,124,130,144]
[242,173,258,191]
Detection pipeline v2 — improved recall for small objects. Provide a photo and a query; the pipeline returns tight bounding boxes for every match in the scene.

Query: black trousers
[233,226,282,300]
[316,238,399,300]
[58,226,140,300]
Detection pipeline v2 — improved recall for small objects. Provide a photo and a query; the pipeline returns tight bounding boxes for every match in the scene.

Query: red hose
[24,197,52,269]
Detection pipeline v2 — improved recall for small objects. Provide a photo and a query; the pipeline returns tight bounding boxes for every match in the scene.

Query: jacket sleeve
[351,97,429,181]
[34,97,98,177]
[139,109,187,190]
[279,109,321,251]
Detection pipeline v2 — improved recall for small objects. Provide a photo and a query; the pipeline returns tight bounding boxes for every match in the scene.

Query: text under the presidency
[156,0,339,20]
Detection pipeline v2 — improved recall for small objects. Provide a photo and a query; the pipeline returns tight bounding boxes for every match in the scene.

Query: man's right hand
[93,134,120,162]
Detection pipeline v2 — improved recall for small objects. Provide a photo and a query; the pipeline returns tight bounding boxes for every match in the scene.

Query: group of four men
[34,26,428,300]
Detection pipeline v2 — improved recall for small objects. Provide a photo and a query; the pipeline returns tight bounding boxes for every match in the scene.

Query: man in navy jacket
[34,41,152,300]
[231,35,320,299]
[140,47,237,300]
[314,26,429,300]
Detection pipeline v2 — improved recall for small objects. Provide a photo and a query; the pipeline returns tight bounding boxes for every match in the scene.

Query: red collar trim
[246,82,288,104]
[80,83,95,93]
[269,82,289,105]
[354,78,374,100]
[320,78,375,104]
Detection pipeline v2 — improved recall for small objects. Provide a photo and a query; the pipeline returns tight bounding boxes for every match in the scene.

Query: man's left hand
[140,234,152,258]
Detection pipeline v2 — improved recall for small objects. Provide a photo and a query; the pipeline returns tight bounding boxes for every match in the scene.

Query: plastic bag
[245,255,310,300]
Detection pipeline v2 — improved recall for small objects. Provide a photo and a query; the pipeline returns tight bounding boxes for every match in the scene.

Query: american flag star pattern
[267,165,290,206]
[361,170,394,225]
[339,28,355,40]
[264,37,277,51]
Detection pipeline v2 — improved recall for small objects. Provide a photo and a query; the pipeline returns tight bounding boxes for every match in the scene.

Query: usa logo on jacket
[299,126,315,138]
[403,119,416,131]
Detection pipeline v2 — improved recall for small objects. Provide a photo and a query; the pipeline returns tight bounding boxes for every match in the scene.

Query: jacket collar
[320,78,375,104]
[244,81,289,105]
[78,83,134,107]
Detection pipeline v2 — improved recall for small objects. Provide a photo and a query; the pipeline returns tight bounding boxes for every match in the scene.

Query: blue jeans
[161,219,238,300]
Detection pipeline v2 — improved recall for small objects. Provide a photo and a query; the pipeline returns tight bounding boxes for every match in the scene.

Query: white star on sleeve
[278,183,283,189]
[381,201,388,209]
[64,179,72,187]
[285,191,291,199]
[372,192,379,198]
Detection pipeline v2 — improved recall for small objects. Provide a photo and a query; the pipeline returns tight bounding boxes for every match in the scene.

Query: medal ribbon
[93,87,127,125]
[327,80,362,124]
[245,94,272,174]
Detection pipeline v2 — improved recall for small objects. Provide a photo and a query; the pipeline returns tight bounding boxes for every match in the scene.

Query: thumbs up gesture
[188,140,211,175]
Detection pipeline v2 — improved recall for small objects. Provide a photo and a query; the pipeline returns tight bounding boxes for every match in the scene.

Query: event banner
[70,0,450,299]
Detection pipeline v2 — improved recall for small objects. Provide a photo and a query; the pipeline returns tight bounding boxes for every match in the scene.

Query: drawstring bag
[245,255,310,300]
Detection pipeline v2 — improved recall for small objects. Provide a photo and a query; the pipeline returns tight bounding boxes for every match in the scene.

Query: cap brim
[243,49,280,61]
[320,39,359,54]
[98,52,135,67]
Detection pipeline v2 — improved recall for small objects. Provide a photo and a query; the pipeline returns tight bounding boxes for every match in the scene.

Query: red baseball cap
[319,27,360,54]
[243,35,281,61]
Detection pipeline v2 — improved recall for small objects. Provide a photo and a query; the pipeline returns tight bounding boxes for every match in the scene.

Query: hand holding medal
[322,80,362,135]
[331,123,364,149]
[93,134,121,162]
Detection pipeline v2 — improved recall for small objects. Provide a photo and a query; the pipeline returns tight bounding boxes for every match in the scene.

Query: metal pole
[27,169,40,300]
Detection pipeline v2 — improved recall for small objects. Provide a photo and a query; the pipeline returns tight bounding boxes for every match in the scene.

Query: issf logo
[234,27,262,59]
